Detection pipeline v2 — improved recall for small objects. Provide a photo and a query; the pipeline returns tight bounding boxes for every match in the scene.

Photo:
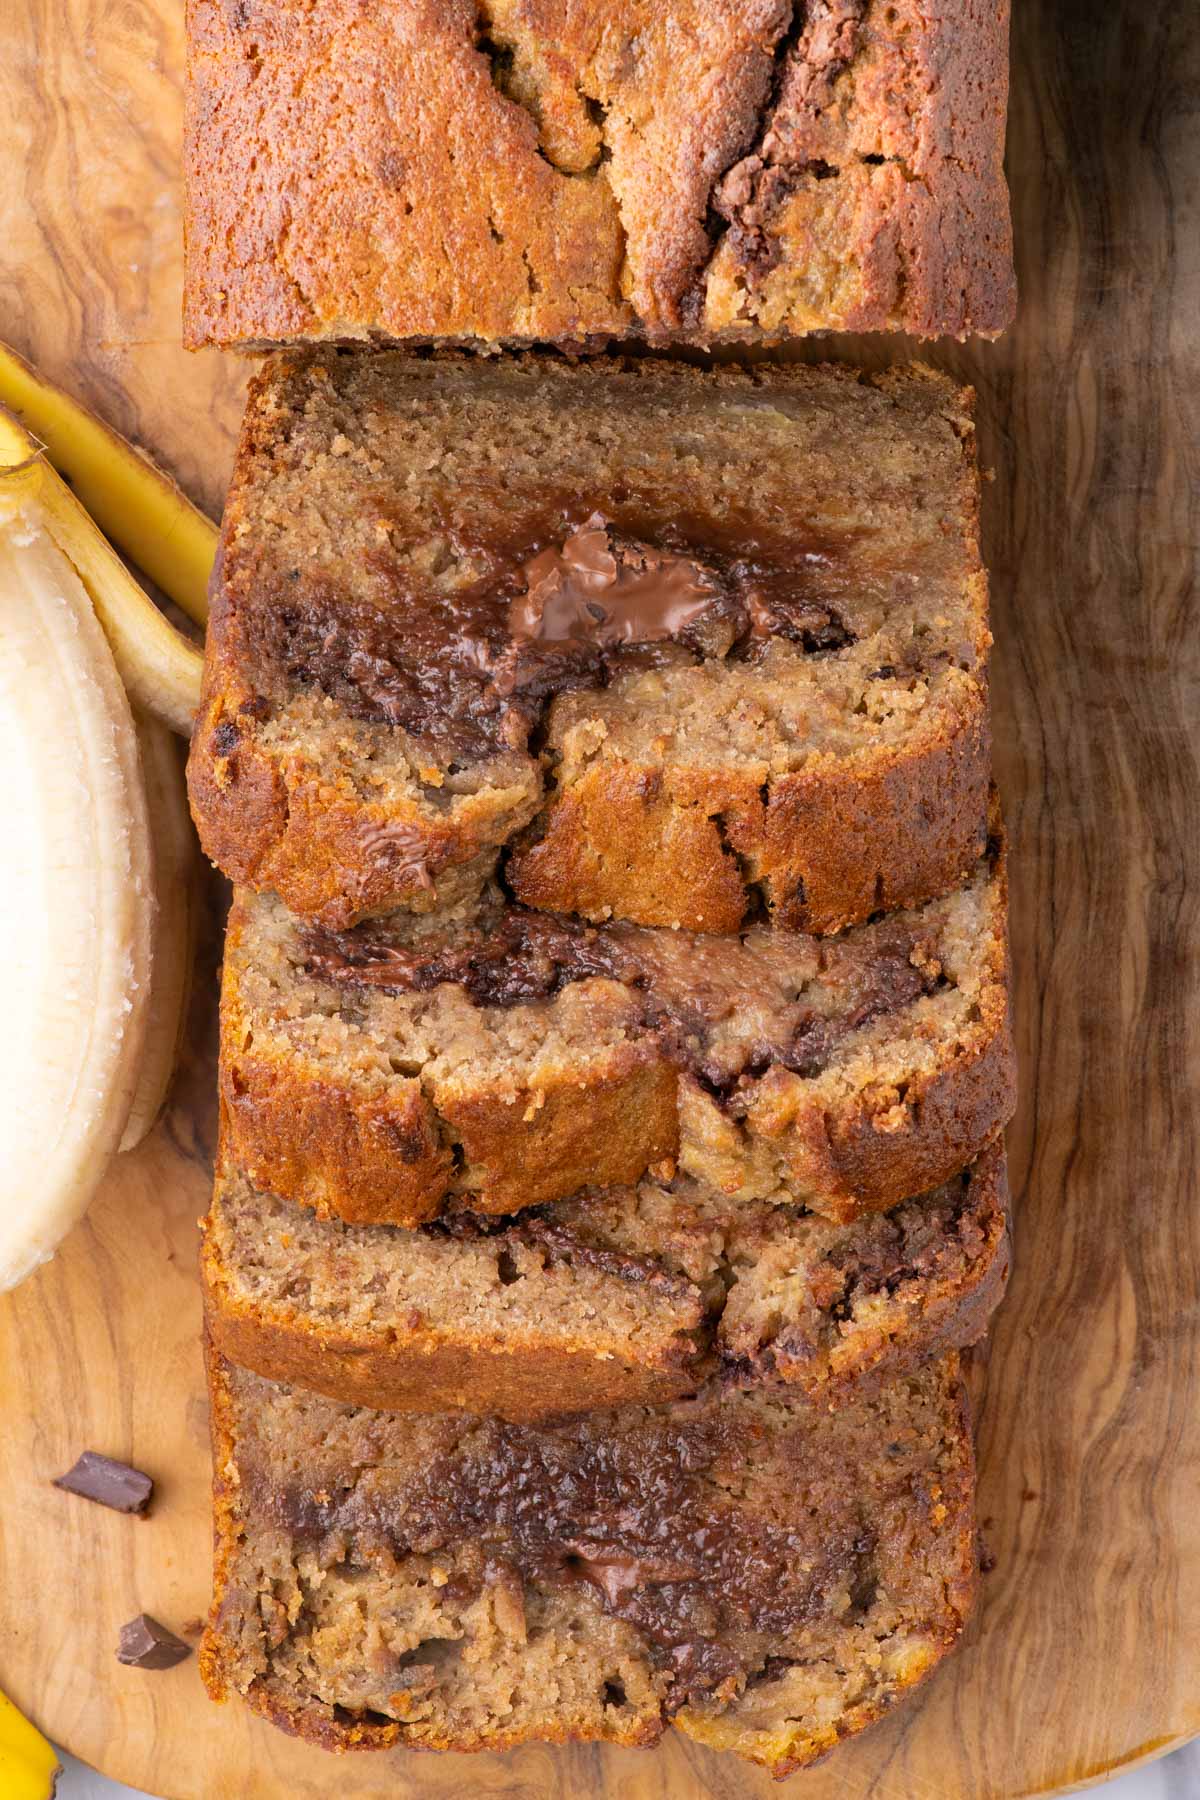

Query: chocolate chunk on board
[116,1614,192,1670]
[54,1451,153,1515]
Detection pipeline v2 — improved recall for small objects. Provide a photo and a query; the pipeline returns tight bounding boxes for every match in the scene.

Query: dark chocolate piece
[116,1614,192,1670]
[54,1451,153,1515]
[509,515,728,650]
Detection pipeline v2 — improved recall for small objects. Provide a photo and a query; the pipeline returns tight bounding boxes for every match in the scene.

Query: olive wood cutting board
[1,1,1198,1795]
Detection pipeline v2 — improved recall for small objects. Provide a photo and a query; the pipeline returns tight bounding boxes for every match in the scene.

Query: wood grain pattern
[1,0,1198,1795]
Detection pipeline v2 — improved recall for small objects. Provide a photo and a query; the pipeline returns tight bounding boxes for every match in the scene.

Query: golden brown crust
[904,1206,1011,1375]
[187,704,513,928]
[184,0,1014,348]
[221,1018,679,1232]
[679,854,1015,1216]
[436,1054,680,1219]
[187,574,530,931]
[229,1677,661,1760]
[510,687,991,932]
[739,970,1015,1219]
[792,1145,1011,1401]
[219,895,681,1225]
[198,1338,246,1711]
[203,1291,700,1423]
[218,1064,450,1230]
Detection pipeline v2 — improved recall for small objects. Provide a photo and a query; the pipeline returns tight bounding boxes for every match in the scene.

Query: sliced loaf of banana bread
[219,836,1013,1228]
[201,1351,979,1775]
[188,353,991,933]
[203,1142,1009,1421]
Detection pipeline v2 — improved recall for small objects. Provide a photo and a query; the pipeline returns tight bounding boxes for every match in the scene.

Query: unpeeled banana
[0,1687,59,1800]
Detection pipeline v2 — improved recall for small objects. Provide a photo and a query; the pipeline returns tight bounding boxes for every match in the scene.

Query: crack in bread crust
[183,0,1013,346]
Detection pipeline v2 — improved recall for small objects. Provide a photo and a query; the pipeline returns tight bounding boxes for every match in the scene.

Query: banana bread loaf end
[201,1352,979,1775]
[184,0,1015,349]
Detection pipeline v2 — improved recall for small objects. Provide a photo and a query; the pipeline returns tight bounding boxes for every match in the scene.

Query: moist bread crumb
[187,352,993,934]
[218,836,1014,1228]
[184,0,1015,349]
[202,1141,1010,1420]
[201,1351,980,1775]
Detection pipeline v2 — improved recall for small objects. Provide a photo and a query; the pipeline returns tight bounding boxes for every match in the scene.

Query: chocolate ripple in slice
[252,1398,879,1709]
[301,900,947,1093]
[255,512,853,755]
[302,904,638,1008]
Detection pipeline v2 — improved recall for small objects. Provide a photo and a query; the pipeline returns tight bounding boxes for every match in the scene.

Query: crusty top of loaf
[184,0,1015,347]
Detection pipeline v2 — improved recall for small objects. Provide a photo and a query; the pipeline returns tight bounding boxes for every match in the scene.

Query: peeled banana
[0,447,155,1290]
[0,1687,59,1800]
[0,410,203,736]
[0,337,217,625]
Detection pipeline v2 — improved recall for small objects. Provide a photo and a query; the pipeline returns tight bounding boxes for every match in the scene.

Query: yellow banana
[0,1686,61,1799]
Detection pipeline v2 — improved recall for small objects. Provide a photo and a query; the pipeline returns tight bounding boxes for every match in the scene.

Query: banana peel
[0,1684,61,1798]
[0,338,216,626]
[120,710,199,1152]
[0,408,202,735]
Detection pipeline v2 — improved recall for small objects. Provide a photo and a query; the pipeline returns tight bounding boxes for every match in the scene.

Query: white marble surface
[54,1736,1200,1797]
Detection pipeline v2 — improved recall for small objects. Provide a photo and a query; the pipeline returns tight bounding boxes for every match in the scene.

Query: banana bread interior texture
[202,1353,979,1776]
[184,0,1015,348]
[203,1142,1009,1419]
[188,353,991,933]
[219,838,1013,1228]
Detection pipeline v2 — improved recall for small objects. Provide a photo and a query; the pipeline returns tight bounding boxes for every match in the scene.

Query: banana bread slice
[219,838,1013,1228]
[202,1141,1009,1421]
[187,352,992,933]
[184,0,1014,349]
[201,1352,979,1775]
